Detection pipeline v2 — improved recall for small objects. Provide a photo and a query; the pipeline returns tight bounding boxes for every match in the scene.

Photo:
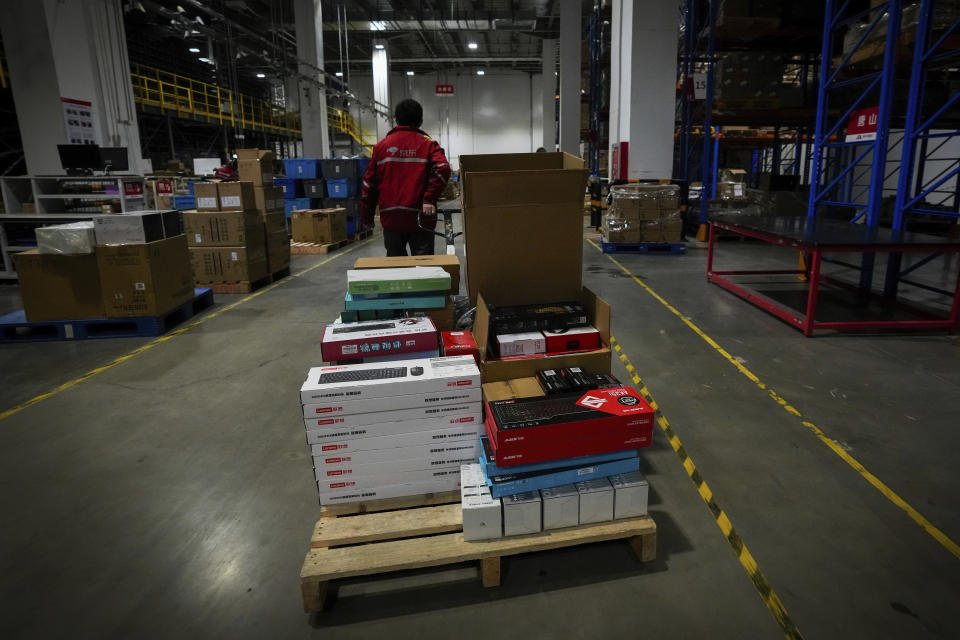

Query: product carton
[183,210,263,246]
[502,491,542,536]
[237,149,274,186]
[96,235,194,317]
[354,254,461,294]
[192,182,220,212]
[291,208,346,244]
[92,210,181,245]
[611,471,649,519]
[253,185,285,213]
[541,484,580,530]
[14,251,104,321]
[217,181,256,211]
[265,228,290,273]
[189,245,268,283]
[576,478,615,524]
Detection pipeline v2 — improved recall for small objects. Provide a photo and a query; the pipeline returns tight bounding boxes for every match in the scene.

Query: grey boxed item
[92,210,181,245]
[540,484,580,530]
[611,471,649,519]
[461,464,503,541]
[36,221,96,255]
[502,491,542,536]
[576,478,614,525]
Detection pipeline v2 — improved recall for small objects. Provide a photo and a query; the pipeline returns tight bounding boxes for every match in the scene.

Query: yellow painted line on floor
[611,337,803,640]
[0,238,376,423]
[588,238,960,560]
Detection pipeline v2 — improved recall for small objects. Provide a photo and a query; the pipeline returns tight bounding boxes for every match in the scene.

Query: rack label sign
[435,84,455,96]
[846,106,879,142]
[692,73,707,100]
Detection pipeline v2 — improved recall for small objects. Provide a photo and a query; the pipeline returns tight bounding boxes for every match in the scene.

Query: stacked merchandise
[300,356,483,505]
[336,266,452,331]
[353,255,462,329]
[277,158,322,219]
[291,208,347,246]
[459,371,652,540]
[603,184,683,245]
[239,148,289,274]
[15,210,193,321]
[485,301,600,358]
[185,182,268,284]
[322,158,370,236]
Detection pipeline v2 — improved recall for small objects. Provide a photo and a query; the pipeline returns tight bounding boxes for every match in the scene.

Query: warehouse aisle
[1,231,957,639]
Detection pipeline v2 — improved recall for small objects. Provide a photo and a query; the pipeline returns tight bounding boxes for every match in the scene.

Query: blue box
[484,455,640,499]
[479,435,638,478]
[283,158,320,179]
[171,195,196,210]
[326,178,357,198]
[356,158,370,177]
[274,177,302,199]
[284,197,319,218]
[186,181,196,195]
[346,215,358,236]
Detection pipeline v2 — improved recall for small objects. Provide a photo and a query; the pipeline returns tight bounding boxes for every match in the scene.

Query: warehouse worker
[360,98,451,256]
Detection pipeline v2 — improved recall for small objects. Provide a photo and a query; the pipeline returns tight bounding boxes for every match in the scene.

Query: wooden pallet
[196,273,272,294]
[347,228,373,242]
[300,496,657,613]
[290,238,349,255]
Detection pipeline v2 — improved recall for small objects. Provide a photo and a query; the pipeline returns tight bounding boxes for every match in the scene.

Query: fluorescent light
[468,42,478,50]
[374,43,385,50]
[335,71,343,77]
[198,57,213,64]
[406,70,415,76]
[476,70,485,76]
[256,73,266,78]
[189,47,200,53]
[369,21,386,31]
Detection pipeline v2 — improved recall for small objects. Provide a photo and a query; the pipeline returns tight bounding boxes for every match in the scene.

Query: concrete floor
[1,228,958,639]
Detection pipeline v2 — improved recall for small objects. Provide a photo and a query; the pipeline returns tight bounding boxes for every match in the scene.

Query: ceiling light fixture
[406,71,415,76]
[374,43,385,50]
[468,42,478,50]
[256,73,266,78]
[189,47,200,53]
[477,69,485,76]
[335,71,343,77]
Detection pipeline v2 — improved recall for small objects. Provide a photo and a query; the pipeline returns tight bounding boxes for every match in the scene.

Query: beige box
[14,251,104,321]
[190,246,268,283]
[193,182,219,212]
[291,209,346,244]
[217,181,256,211]
[183,210,263,247]
[96,235,194,317]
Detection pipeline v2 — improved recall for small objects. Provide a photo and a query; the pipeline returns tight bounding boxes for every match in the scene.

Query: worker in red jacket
[360,99,451,256]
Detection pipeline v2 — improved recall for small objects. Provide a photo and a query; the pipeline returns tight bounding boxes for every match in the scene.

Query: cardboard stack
[300,356,483,505]
[291,208,347,246]
[603,183,683,245]
[184,181,269,284]
[353,255,461,329]
[15,211,193,321]
[239,149,289,275]
[335,266,453,331]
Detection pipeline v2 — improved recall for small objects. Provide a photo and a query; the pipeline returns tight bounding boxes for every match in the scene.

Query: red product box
[543,326,601,354]
[320,317,437,363]
[485,387,655,466]
[441,330,480,366]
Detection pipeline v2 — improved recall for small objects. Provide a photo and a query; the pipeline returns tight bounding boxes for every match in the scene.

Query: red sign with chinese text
[435,84,454,96]
[846,106,879,142]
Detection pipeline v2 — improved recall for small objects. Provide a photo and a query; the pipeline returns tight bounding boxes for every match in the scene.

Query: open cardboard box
[459,152,588,306]
[473,286,611,382]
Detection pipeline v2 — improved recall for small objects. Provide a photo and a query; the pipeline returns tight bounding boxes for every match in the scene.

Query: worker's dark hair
[395,99,423,127]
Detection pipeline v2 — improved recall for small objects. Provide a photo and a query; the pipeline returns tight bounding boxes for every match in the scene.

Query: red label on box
[575,388,647,416]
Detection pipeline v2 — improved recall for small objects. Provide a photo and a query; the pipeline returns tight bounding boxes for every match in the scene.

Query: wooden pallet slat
[312,503,462,548]
[290,238,349,255]
[196,274,272,294]
[319,490,460,517]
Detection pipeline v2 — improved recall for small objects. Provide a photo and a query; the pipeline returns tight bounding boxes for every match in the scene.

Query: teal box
[346,267,450,295]
[339,310,359,323]
[357,309,377,321]
[344,292,446,311]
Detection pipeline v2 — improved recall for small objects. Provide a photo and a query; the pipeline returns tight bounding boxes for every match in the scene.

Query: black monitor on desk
[99,147,129,172]
[57,144,102,175]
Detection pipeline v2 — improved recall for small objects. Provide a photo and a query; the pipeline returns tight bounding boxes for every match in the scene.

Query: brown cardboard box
[482,377,545,404]
[97,235,194,317]
[14,251,105,321]
[193,182,219,212]
[217,181,256,211]
[459,152,588,306]
[190,245,269,283]
[266,228,290,274]
[603,227,642,244]
[262,211,286,235]
[615,197,662,221]
[183,210,263,247]
[291,209,346,244]
[237,149,275,186]
[254,185,284,213]
[473,287,611,382]
[353,255,460,294]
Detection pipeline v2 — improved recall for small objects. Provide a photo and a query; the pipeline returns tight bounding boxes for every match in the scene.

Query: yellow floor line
[587,237,960,560]
[0,237,376,422]
[612,337,804,640]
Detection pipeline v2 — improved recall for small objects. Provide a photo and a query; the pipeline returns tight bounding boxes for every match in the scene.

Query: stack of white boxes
[300,356,483,505]
[460,463,503,541]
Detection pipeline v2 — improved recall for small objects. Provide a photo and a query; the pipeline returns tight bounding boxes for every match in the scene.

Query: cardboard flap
[461,169,587,208]
[473,292,491,360]
[583,287,611,343]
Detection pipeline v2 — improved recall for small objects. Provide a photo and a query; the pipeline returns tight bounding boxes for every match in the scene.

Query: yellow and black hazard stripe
[611,336,805,640]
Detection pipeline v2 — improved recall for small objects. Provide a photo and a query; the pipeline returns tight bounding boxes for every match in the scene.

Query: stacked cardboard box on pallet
[15,211,193,321]
[239,149,290,275]
[185,182,268,284]
[291,208,347,245]
[273,158,369,235]
[603,184,683,244]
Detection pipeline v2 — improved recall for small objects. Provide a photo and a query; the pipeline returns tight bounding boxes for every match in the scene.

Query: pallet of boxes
[274,157,371,242]
[601,183,685,254]
[239,148,291,277]
[186,173,289,293]
[4,211,206,342]
[299,152,656,614]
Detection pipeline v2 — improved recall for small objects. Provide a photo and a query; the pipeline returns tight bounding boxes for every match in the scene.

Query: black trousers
[383,230,435,256]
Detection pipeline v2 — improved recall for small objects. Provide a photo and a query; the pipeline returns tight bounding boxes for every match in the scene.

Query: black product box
[489,302,588,335]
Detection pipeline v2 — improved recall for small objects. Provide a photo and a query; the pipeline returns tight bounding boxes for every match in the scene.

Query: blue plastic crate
[274,177,302,199]
[326,178,357,199]
[356,158,370,177]
[346,216,357,236]
[321,159,363,179]
[186,181,196,195]
[171,195,196,210]
[284,197,320,218]
[283,158,320,179]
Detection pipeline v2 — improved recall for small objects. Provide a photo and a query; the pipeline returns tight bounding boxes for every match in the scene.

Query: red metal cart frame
[706,219,960,336]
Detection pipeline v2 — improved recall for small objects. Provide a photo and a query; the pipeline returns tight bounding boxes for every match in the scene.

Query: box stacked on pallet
[352,255,461,329]
[14,211,193,322]
[300,356,483,505]
[336,266,454,333]
[322,159,369,234]
[184,181,268,285]
[291,208,347,246]
[324,197,362,236]
[603,184,683,245]
[252,183,289,276]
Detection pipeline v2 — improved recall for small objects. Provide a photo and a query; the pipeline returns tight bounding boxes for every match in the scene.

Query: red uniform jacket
[360,126,451,233]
